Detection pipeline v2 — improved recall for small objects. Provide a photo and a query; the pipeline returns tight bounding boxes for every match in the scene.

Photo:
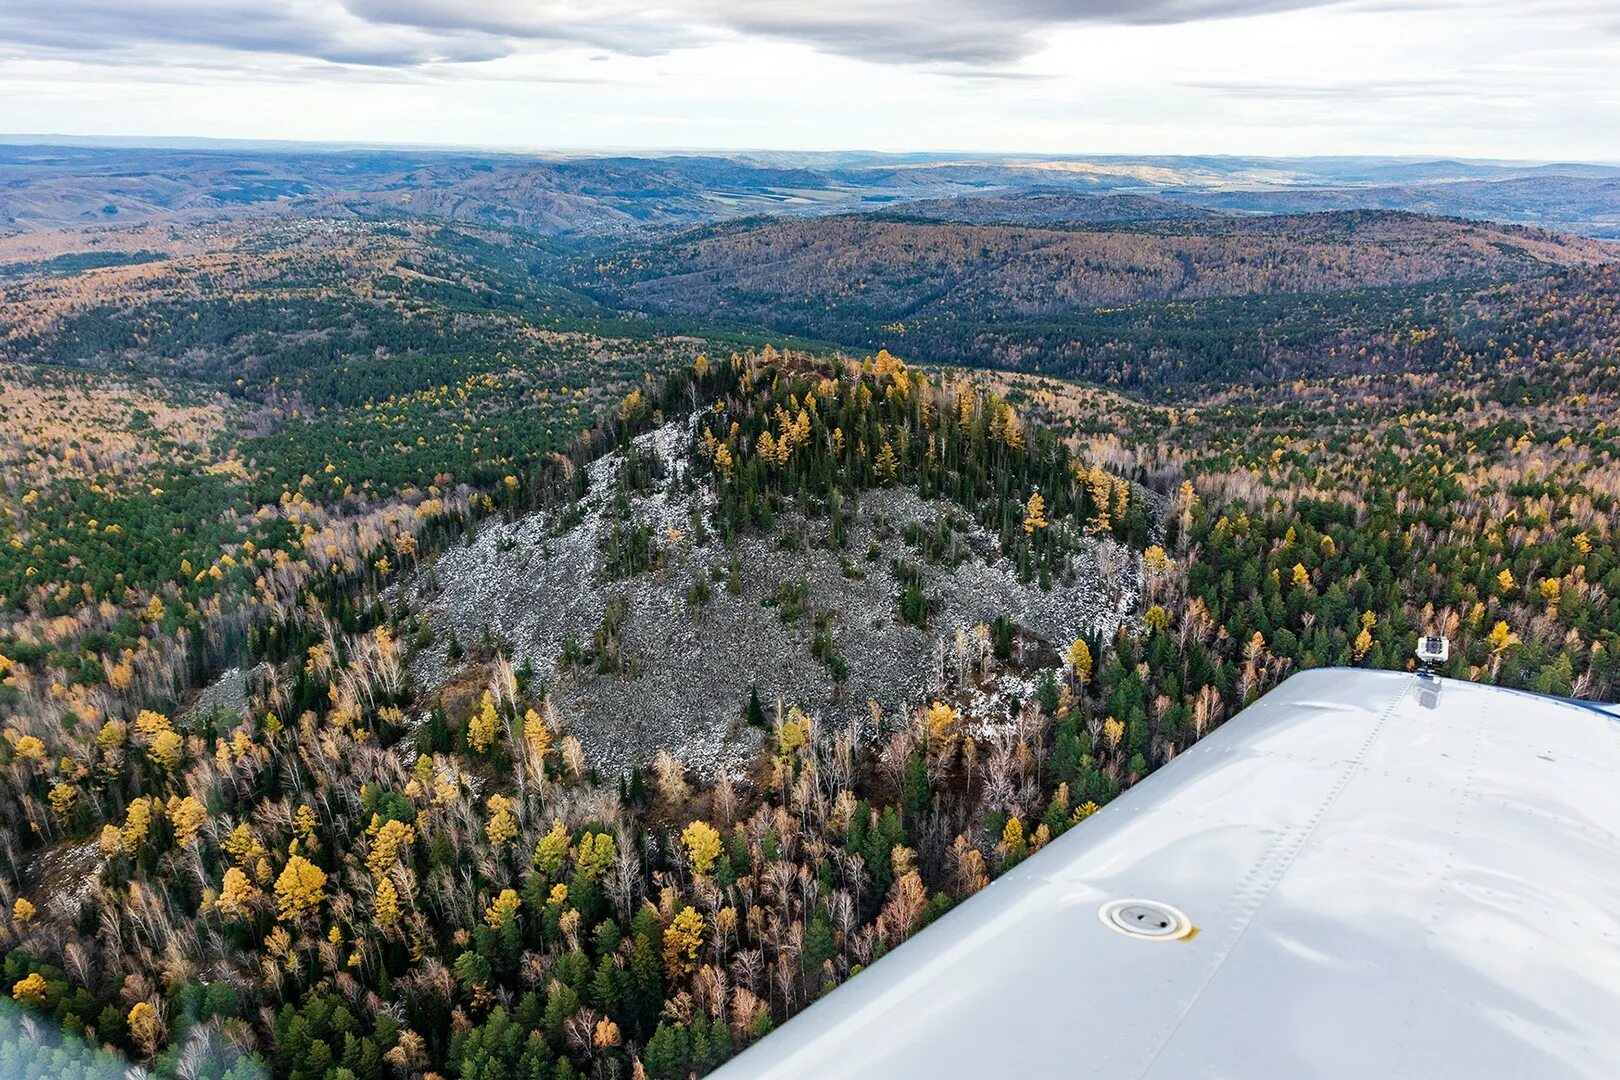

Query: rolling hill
[572,210,1613,385]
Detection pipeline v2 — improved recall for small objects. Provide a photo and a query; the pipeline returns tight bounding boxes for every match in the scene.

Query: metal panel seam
[1417,686,1485,995]
[1132,673,1415,1077]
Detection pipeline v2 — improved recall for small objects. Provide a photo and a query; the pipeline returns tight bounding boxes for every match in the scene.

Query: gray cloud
[7,0,1617,75]
[2,0,1359,72]
[0,0,511,67]
[346,0,1356,66]
[338,0,708,58]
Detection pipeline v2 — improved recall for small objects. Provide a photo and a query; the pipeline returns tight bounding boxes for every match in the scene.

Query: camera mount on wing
[1415,635,1450,676]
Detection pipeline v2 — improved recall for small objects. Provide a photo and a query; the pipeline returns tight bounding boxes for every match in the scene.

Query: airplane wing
[712,668,1620,1079]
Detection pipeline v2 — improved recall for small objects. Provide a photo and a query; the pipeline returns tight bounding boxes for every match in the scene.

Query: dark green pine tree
[643,1022,683,1080]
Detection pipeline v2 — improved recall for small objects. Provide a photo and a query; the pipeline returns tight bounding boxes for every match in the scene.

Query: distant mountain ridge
[4,142,1620,237]
[1158,176,1620,238]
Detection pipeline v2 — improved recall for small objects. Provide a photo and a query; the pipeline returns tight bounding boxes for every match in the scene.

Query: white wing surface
[712,668,1620,1079]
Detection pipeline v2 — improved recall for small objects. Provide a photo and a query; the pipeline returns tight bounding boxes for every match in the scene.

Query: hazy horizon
[3,131,1618,170]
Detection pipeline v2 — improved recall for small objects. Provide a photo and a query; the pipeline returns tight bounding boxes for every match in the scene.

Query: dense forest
[996,263,1620,698]
[571,211,1610,387]
[0,211,1616,1078]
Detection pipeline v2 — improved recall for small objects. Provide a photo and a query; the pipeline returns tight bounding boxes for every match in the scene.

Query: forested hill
[582,211,1606,321]
[571,210,1613,386]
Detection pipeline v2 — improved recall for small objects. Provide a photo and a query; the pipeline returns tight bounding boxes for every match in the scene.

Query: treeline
[689,347,1151,582]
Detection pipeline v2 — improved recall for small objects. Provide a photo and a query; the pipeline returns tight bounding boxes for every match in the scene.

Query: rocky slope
[403,416,1142,778]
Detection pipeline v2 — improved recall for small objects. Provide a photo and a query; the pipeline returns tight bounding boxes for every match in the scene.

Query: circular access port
[1100,898,1191,941]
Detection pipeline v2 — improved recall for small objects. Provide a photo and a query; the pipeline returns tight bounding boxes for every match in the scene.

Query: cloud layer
[3,0,1617,160]
[5,0,1353,69]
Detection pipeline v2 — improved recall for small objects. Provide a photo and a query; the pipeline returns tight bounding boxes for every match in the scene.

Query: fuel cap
[1100,898,1192,940]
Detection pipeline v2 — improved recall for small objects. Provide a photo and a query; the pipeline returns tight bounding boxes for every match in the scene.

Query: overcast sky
[2,0,1618,160]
